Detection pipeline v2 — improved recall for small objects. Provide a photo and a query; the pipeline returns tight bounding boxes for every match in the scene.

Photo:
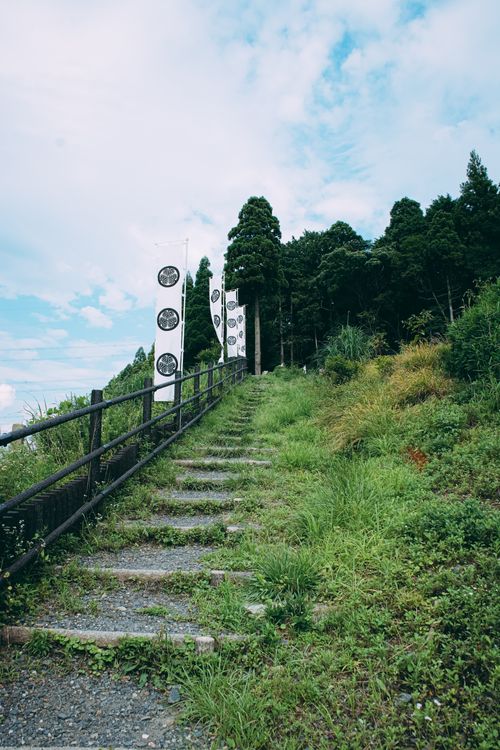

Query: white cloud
[79,306,113,329]
[0,384,16,411]
[0,0,498,306]
[98,284,133,312]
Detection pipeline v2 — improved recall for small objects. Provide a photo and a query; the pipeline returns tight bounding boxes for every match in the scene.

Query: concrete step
[122,514,261,535]
[173,458,271,468]
[154,490,244,511]
[195,446,275,456]
[1,625,246,654]
[74,566,252,585]
[244,602,332,619]
[175,470,240,485]
[78,544,214,575]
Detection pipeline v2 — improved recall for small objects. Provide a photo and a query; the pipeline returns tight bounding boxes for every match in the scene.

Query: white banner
[236,305,246,358]
[225,289,238,358]
[154,243,187,401]
[209,274,224,346]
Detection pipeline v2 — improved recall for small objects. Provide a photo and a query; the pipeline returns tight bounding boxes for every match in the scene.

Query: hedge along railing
[0,358,247,581]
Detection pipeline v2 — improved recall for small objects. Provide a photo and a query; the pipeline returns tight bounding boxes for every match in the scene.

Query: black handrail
[0,361,227,447]
[0,358,247,580]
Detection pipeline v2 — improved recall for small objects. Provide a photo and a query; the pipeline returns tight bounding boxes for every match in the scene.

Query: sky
[1,0,499,430]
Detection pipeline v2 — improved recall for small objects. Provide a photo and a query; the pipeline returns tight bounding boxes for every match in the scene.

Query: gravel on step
[177,470,239,481]
[159,489,231,501]
[78,545,214,572]
[20,586,204,636]
[126,514,223,528]
[0,664,210,748]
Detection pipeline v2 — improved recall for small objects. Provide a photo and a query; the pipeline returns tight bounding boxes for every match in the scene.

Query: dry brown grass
[324,343,453,451]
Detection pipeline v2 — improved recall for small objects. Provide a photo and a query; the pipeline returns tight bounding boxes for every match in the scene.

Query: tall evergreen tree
[424,208,466,322]
[456,150,500,278]
[183,260,216,369]
[225,196,281,374]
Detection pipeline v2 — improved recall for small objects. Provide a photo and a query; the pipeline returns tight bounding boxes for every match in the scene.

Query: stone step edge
[173,458,271,467]
[194,446,275,454]
[155,495,244,504]
[244,602,332,617]
[121,521,261,534]
[73,567,253,585]
[1,625,247,654]
[174,476,239,485]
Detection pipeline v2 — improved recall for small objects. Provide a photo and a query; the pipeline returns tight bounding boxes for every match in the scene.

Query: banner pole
[180,238,189,374]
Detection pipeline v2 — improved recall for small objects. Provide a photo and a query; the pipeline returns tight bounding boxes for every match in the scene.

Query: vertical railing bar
[142,377,153,438]
[87,389,103,498]
[193,364,201,415]
[207,363,214,405]
[174,371,182,432]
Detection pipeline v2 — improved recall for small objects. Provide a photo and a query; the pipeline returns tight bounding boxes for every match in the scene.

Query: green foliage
[225,196,281,296]
[184,256,217,369]
[323,355,359,383]
[403,499,500,552]
[444,279,500,381]
[321,325,374,362]
[403,397,468,455]
[403,309,437,343]
[250,546,321,601]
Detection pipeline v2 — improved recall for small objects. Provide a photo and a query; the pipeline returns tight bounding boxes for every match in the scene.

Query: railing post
[232,359,237,385]
[87,389,103,497]
[193,364,201,415]
[174,371,182,432]
[218,363,224,397]
[207,364,214,405]
[142,377,153,438]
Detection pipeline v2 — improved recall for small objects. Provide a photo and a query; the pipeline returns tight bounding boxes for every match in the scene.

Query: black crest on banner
[156,353,178,376]
[211,289,220,303]
[228,318,236,328]
[157,308,180,331]
[228,335,236,345]
[214,314,221,328]
[158,266,180,287]
[237,314,243,324]
[227,300,237,311]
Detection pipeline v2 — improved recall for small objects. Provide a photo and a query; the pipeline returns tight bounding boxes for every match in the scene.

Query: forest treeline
[184,151,500,372]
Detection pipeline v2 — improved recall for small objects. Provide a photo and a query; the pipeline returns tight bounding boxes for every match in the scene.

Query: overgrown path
[0,376,273,748]
[1,361,499,750]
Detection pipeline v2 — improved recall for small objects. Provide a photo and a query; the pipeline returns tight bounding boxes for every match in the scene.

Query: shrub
[445,280,500,381]
[323,355,359,383]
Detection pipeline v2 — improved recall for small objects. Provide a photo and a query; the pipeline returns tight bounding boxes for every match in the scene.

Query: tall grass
[320,325,374,362]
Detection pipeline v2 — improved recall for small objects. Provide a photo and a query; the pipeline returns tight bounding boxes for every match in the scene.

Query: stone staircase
[1,379,272,748]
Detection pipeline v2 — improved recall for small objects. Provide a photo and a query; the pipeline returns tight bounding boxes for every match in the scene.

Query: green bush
[323,355,359,383]
[445,280,500,381]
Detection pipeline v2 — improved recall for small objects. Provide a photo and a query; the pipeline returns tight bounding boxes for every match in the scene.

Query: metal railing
[0,358,247,580]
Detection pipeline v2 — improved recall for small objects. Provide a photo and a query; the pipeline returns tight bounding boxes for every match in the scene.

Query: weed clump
[249,546,321,630]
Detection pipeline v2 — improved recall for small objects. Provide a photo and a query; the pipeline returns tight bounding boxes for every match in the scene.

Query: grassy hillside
[171,347,498,749]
